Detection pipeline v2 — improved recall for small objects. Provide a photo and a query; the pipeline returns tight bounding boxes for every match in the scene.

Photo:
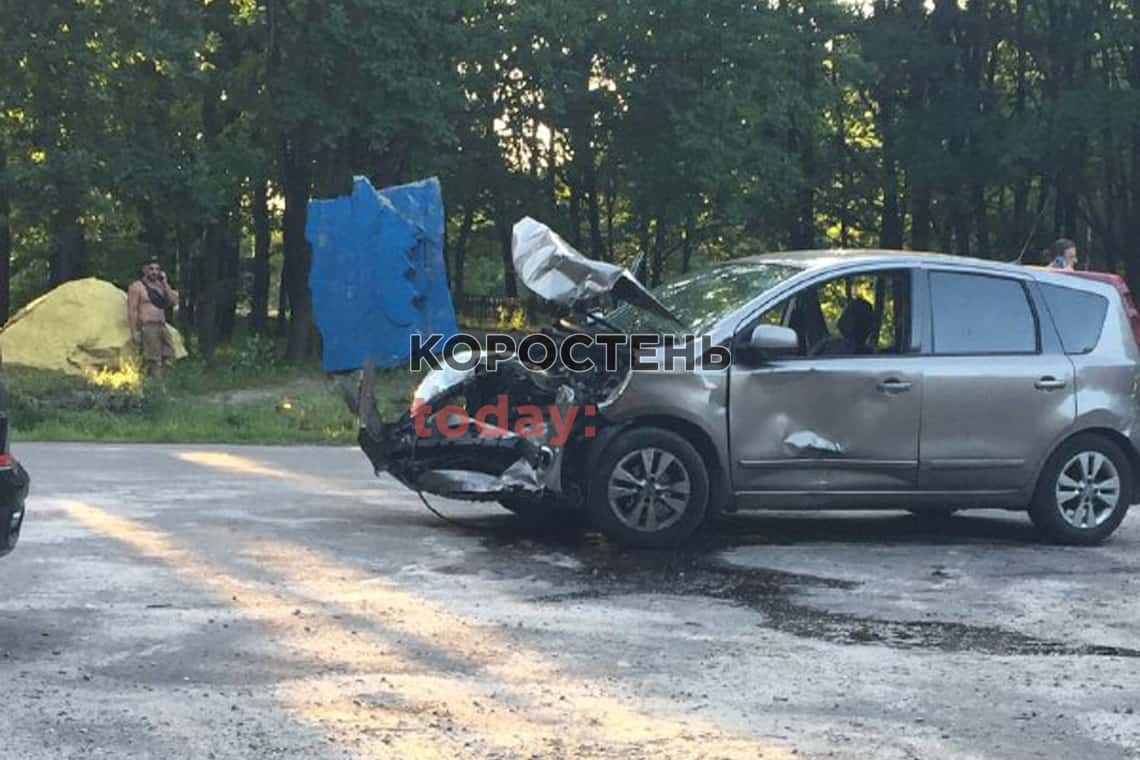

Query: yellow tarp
[0,277,187,374]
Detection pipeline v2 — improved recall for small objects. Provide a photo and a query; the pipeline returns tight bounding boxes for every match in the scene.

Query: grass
[4,347,421,445]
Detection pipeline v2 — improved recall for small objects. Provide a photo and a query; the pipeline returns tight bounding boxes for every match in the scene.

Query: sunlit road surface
[3,445,1140,759]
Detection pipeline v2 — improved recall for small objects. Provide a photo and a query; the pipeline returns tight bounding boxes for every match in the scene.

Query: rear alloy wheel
[1029,433,1132,545]
[588,427,709,548]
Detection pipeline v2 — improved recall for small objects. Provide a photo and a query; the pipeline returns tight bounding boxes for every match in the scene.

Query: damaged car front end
[355,348,617,507]
[350,218,660,513]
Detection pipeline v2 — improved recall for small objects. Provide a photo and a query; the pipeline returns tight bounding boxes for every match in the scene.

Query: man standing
[1047,238,1079,270]
[127,258,179,375]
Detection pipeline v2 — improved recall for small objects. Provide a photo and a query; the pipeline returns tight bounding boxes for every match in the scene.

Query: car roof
[730,249,1118,293]
[732,248,1026,273]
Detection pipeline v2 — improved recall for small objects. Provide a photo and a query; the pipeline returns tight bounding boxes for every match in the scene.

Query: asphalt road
[2,443,1139,759]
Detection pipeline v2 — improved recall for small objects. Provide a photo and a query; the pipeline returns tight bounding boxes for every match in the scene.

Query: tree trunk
[0,140,10,323]
[176,224,196,334]
[251,177,271,336]
[832,62,853,249]
[139,199,166,263]
[567,178,583,249]
[453,204,474,298]
[604,172,617,262]
[1013,180,1029,253]
[197,206,239,359]
[49,197,86,287]
[649,220,666,287]
[1129,116,1140,290]
[973,183,991,258]
[197,0,240,359]
[496,214,517,297]
[545,132,559,223]
[1127,0,1140,288]
[276,272,289,337]
[681,211,696,274]
[197,72,223,359]
[197,222,221,360]
[581,138,604,260]
[792,171,815,250]
[281,135,315,362]
[951,197,972,256]
[217,212,240,343]
[910,183,933,250]
[880,148,903,248]
[877,76,903,248]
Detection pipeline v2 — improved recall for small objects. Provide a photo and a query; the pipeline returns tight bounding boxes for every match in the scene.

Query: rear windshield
[1040,283,1109,354]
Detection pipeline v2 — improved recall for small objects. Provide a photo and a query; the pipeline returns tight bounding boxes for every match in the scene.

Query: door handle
[1035,376,1067,391]
[877,378,913,394]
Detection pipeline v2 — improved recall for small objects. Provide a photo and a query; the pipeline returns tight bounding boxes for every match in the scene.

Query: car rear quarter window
[1040,283,1109,354]
[930,271,1037,354]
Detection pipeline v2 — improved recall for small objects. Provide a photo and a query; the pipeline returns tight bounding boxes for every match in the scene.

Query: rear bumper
[0,461,30,557]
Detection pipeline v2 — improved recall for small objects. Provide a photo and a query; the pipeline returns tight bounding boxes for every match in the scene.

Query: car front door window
[745,269,911,359]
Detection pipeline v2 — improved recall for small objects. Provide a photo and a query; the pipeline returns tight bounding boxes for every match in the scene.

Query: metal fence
[452,295,542,328]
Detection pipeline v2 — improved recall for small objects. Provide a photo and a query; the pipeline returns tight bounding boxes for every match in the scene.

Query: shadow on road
[428,507,1046,552]
[407,507,1140,659]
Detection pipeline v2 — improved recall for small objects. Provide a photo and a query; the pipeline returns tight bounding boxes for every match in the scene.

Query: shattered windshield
[604,263,802,335]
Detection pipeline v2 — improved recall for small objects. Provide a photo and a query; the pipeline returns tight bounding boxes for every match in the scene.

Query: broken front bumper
[358,416,559,500]
[352,369,574,502]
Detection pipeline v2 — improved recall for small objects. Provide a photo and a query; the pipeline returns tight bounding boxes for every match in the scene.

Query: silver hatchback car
[354,235,1140,548]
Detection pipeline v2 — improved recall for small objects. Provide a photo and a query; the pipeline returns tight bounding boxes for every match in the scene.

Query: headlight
[410,348,477,413]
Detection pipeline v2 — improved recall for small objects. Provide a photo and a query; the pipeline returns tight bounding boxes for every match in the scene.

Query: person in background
[127,257,179,375]
[1048,238,1079,270]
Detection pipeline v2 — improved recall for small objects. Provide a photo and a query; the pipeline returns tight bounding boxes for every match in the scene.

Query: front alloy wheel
[608,447,693,533]
[588,427,709,548]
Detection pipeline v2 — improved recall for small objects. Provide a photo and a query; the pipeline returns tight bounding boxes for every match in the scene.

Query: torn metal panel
[511,217,683,326]
[512,217,626,305]
[783,430,843,457]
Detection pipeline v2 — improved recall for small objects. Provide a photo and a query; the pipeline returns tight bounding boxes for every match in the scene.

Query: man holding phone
[127,257,179,375]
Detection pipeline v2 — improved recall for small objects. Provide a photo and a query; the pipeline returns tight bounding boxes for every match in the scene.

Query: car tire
[587,427,709,548]
[1029,433,1132,545]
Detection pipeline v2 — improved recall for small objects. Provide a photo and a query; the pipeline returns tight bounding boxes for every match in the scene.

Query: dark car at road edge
[0,379,30,557]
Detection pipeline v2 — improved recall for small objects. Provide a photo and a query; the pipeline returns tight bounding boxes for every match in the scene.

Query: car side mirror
[749,325,798,352]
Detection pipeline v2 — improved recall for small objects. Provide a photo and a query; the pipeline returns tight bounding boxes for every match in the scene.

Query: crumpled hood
[511,217,682,325]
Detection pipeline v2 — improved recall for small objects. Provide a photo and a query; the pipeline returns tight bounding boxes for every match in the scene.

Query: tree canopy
[3,0,1139,360]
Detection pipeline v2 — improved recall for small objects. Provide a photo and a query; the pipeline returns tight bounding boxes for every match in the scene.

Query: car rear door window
[930,271,1037,354]
[1040,284,1108,354]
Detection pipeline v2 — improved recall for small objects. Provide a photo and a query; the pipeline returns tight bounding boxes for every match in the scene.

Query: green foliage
[13,391,359,445]
[4,361,419,444]
[230,332,279,374]
[6,0,1140,351]
[5,367,149,428]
